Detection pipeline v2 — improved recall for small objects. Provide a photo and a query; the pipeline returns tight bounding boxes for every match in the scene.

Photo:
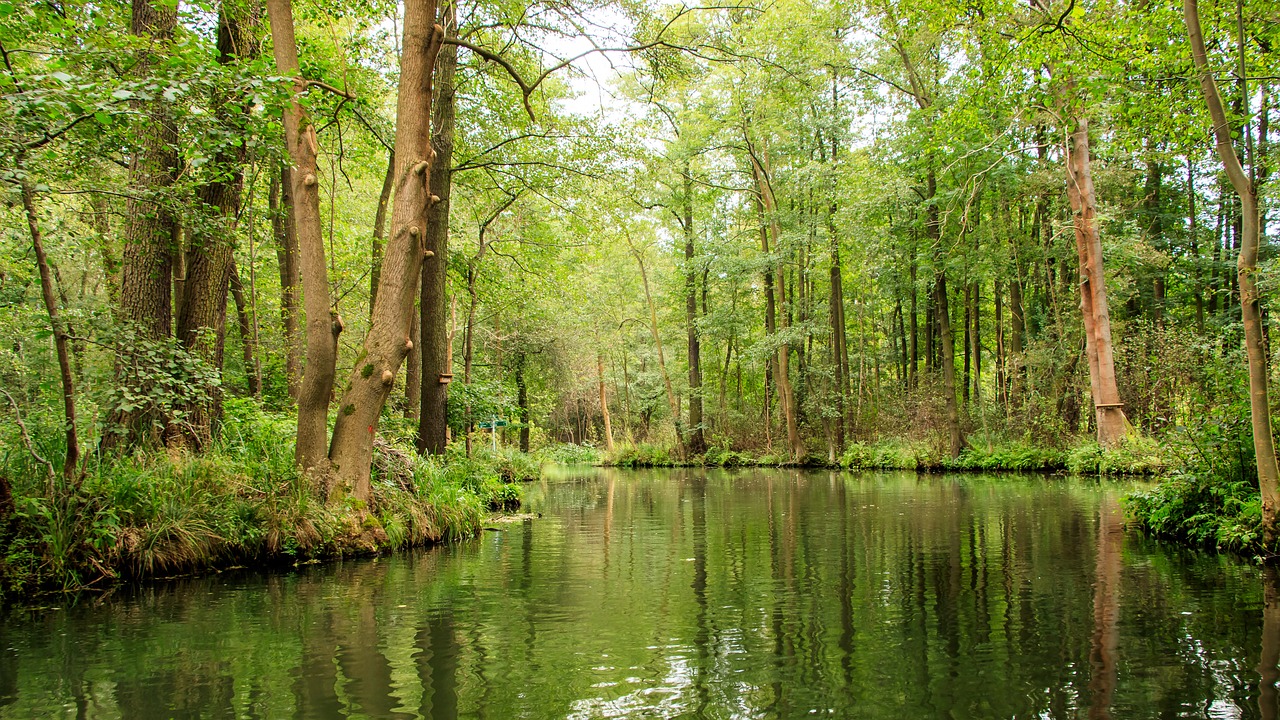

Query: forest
[1,0,1278,596]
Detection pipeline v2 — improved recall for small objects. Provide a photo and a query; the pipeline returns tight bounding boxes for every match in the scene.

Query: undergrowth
[0,398,532,601]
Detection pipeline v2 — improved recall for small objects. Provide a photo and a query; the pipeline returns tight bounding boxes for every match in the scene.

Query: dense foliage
[1,0,1279,595]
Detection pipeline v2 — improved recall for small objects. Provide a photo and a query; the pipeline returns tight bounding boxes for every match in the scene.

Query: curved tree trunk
[1185,0,1280,541]
[328,0,445,500]
[20,179,80,482]
[267,0,340,474]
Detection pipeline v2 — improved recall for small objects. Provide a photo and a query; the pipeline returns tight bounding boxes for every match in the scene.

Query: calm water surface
[2,468,1277,718]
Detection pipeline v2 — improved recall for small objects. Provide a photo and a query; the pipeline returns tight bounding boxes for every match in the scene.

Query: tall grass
[0,398,531,600]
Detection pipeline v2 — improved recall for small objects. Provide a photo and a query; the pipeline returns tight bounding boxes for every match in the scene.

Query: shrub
[534,443,602,466]
[1067,435,1165,475]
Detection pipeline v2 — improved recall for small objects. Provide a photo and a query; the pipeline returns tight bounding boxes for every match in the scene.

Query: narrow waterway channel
[2,468,1276,718]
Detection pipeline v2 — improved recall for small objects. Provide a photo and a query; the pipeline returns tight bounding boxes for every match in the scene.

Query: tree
[1184,0,1279,540]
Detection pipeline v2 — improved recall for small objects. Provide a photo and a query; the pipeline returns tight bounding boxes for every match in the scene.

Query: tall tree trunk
[927,168,963,458]
[417,0,457,456]
[1186,0,1280,540]
[177,1,259,449]
[597,352,615,453]
[963,283,972,406]
[271,167,302,401]
[682,163,706,455]
[370,147,396,314]
[631,240,684,456]
[108,0,179,448]
[405,310,421,419]
[230,261,262,398]
[20,180,80,482]
[828,201,849,449]
[266,0,341,474]
[328,0,445,499]
[995,277,1007,409]
[750,149,802,460]
[909,243,919,389]
[1064,109,1129,447]
[516,352,530,452]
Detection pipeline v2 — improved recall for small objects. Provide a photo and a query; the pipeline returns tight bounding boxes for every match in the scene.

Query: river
[1,467,1276,718]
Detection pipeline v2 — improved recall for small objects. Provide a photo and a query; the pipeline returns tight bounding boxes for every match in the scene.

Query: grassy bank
[599,435,1165,475]
[0,400,535,601]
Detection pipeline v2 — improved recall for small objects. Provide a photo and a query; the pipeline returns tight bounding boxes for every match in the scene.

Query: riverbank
[597,436,1166,475]
[0,401,533,602]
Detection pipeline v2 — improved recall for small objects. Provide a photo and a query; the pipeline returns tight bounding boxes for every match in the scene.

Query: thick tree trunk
[1064,111,1129,447]
[271,167,302,401]
[177,2,258,449]
[597,352,615,453]
[417,0,457,456]
[108,0,179,448]
[267,0,341,474]
[1186,0,1280,541]
[20,180,80,482]
[682,165,706,455]
[328,0,445,499]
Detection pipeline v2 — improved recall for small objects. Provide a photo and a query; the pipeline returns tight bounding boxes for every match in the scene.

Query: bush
[949,443,1065,471]
[1127,469,1263,556]
[533,443,602,466]
[0,402,532,600]
[608,443,674,468]
[1066,435,1165,475]
[840,439,934,470]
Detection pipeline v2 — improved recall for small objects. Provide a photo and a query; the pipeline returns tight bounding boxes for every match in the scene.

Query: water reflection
[1,468,1278,718]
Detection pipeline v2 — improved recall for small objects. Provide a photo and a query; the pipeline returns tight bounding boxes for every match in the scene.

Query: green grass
[0,399,533,601]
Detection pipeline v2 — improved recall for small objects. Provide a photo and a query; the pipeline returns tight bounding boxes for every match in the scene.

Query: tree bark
[328,0,445,499]
[828,201,849,449]
[749,148,802,461]
[417,0,457,456]
[516,352,530,452]
[926,167,963,458]
[1185,0,1280,540]
[598,352,615,453]
[107,0,180,448]
[370,147,396,314]
[267,0,341,474]
[1064,110,1129,447]
[177,1,259,449]
[682,163,706,455]
[271,166,302,401]
[230,261,262,398]
[631,238,684,456]
[20,180,80,482]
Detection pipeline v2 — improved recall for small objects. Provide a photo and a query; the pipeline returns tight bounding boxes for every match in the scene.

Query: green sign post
[477,418,508,450]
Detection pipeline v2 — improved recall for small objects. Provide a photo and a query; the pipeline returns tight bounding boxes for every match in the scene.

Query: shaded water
[2,468,1278,718]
